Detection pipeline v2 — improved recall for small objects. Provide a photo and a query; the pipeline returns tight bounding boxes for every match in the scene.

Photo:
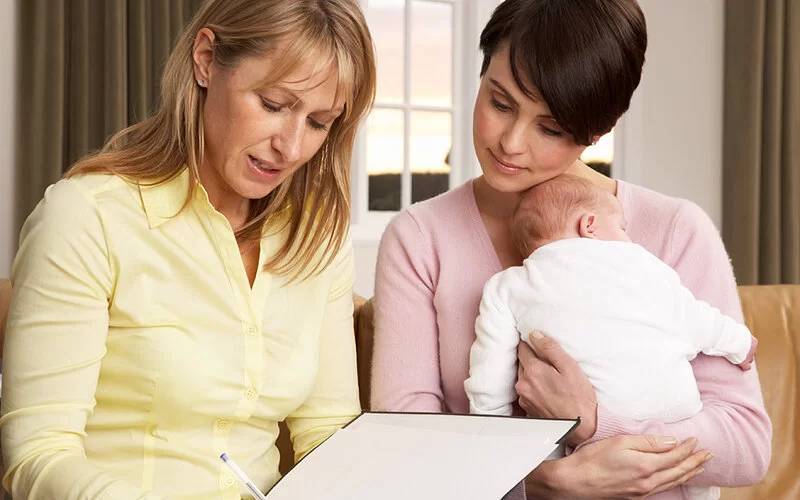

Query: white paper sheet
[265,412,577,500]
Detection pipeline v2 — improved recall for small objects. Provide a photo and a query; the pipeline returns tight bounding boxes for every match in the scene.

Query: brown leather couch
[723,286,799,499]
[0,280,797,498]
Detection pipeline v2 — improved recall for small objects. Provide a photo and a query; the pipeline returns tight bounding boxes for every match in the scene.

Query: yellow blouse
[0,170,361,499]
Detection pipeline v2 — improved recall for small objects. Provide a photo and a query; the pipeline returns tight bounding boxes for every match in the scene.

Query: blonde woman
[0,1,375,498]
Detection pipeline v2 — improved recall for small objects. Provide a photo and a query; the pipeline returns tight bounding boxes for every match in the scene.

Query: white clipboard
[265,411,579,500]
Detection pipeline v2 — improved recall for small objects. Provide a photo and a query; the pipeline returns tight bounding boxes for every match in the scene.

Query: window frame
[351,0,474,242]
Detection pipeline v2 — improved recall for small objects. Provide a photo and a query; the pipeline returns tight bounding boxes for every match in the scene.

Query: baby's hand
[737,336,758,371]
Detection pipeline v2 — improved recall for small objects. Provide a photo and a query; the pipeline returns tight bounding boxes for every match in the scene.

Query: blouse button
[216,419,231,431]
[223,475,236,487]
[245,387,258,401]
[246,325,258,336]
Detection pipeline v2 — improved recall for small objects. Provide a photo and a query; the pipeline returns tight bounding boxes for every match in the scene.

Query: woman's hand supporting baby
[526,434,710,499]
[517,331,713,498]
[516,330,599,446]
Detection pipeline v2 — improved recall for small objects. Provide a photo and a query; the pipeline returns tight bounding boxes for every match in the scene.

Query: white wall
[353,241,380,297]
[617,0,724,227]
[0,0,17,278]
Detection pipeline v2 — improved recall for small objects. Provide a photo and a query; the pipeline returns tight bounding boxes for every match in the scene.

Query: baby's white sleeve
[676,282,753,364]
[464,273,521,416]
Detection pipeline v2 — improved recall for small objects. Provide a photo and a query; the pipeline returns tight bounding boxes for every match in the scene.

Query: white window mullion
[450,0,464,187]
[353,0,370,227]
[352,119,368,225]
[401,0,413,209]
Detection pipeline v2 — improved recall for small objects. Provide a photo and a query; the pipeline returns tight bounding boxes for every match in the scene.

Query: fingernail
[662,437,678,446]
[695,468,705,477]
[531,330,544,340]
[704,452,713,462]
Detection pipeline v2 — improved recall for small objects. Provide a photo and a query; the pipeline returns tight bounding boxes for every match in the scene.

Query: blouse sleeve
[0,181,161,499]
[286,237,362,462]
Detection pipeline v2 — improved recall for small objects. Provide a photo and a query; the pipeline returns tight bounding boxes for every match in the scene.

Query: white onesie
[465,239,753,500]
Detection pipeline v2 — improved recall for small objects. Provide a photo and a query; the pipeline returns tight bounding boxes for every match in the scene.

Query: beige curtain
[15,0,203,235]
[723,0,800,285]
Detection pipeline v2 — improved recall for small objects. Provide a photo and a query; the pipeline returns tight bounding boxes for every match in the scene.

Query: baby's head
[511,174,630,257]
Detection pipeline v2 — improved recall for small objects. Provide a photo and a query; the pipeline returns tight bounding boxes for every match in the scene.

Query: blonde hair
[67,0,376,280]
[511,174,604,256]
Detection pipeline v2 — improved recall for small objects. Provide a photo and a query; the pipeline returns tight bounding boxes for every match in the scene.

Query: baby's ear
[578,213,597,239]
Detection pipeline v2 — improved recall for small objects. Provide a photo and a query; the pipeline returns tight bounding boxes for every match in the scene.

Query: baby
[464,175,756,500]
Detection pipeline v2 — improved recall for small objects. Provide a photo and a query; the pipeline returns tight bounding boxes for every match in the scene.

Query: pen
[219,453,269,500]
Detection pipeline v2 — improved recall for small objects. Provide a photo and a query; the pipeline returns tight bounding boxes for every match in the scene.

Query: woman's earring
[591,139,598,146]
[197,79,205,87]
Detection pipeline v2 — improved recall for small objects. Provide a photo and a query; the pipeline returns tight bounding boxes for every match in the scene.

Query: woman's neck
[198,164,251,231]
[473,177,521,219]
[564,160,618,195]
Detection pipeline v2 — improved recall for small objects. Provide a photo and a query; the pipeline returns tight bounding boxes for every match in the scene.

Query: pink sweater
[371,179,772,499]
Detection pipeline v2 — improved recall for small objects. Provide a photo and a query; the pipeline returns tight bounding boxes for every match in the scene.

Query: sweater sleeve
[586,201,772,487]
[370,211,444,412]
[464,272,520,416]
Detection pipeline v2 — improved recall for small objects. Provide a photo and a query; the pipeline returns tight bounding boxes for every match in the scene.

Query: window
[352,0,467,240]
[581,129,614,178]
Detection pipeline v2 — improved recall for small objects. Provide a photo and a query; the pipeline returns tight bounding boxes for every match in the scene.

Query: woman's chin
[481,170,536,194]
[235,174,287,200]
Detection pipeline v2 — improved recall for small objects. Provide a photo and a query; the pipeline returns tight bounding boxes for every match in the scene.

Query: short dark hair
[479,0,647,146]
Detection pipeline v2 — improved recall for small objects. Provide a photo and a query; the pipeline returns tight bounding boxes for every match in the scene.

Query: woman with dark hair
[371,0,771,498]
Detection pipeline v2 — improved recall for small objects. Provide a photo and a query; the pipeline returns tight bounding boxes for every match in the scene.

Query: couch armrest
[353,295,374,409]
